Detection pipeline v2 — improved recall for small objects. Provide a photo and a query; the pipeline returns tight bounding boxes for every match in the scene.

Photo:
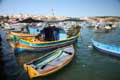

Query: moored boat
[9,27,80,53]
[17,31,79,47]
[24,45,74,78]
[8,19,81,53]
[8,25,43,38]
[91,39,120,57]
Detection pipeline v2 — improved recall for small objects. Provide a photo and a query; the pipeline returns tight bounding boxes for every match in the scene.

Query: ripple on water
[0,26,120,80]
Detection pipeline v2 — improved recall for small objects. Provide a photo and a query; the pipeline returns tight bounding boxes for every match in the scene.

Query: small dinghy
[91,39,120,57]
[24,45,75,78]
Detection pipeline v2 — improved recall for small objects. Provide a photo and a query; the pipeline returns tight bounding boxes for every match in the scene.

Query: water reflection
[0,44,6,80]
[0,26,120,80]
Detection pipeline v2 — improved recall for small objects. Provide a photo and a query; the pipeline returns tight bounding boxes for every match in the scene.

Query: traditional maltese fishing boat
[92,39,120,57]
[9,19,81,53]
[24,45,74,78]
[10,28,80,53]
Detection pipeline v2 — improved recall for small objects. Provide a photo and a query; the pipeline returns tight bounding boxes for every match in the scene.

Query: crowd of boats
[0,18,120,79]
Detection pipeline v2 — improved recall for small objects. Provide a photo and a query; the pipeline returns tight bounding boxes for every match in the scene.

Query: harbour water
[0,26,120,80]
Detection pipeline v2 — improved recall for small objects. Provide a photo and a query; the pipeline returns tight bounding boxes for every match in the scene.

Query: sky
[0,0,120,17]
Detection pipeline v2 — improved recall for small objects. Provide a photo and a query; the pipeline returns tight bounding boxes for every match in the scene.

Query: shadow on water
[0,29,28,80]
[0,35,6,80]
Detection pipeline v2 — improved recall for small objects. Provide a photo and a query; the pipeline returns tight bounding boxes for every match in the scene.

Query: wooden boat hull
[92,39,120,57]
[9,39,75,53]
[24,45,74,78]
[15,32,79,47]
[9,28,80,53]
[9,42,54,53]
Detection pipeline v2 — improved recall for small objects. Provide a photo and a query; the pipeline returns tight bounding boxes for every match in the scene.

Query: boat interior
[27,46,74,72]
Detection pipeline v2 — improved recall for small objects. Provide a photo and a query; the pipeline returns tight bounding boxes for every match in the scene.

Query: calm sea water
[0,26,120,80]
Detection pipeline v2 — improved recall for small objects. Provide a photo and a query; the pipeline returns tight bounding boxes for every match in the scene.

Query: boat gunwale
[26,45,74,65]
[18,32,80,44]
[10,31,36,37]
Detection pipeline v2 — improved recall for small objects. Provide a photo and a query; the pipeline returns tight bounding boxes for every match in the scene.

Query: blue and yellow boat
[9,28,80,53]
[8,22,81,53]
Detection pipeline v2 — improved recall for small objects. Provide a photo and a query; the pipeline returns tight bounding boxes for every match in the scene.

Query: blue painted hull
[12,32,80,48]
[14,47,57,54]
[93,45,120,57]
[19,38,77,47]
[92,39,120,57]
[13,40,76,53]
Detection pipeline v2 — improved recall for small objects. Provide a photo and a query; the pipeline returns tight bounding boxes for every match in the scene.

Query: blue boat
[91,39,120,57]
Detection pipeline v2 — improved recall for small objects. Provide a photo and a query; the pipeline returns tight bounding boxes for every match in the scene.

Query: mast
[51,8,54,17]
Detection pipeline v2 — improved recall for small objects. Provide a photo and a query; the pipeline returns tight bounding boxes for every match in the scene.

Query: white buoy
[82,64,86,68]
[88,45,93,49]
